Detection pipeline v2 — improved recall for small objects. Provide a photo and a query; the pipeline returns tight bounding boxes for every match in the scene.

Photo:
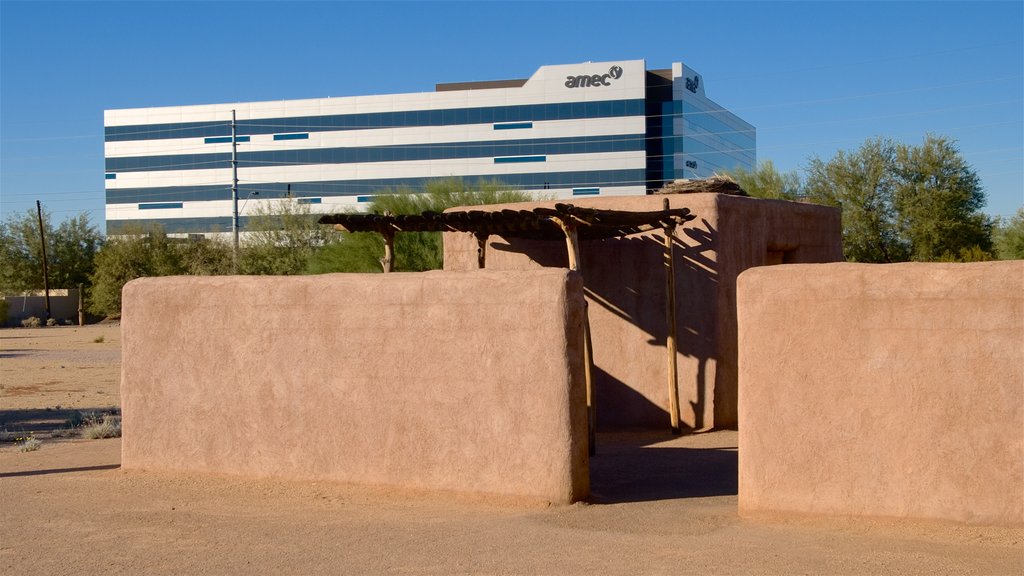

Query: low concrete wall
[122,270,589,504]
[445,193,842,430]
[738,262,1023,525]
[3,289,80,325]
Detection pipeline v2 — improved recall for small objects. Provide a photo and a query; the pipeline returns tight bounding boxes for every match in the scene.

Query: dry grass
[80,414,121,439]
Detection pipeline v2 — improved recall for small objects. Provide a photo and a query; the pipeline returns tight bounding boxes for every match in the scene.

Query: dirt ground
[1,325,1021,575]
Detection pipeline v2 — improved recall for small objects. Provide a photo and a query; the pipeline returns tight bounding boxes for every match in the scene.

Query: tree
[727,160,803,200]
[88,225,183,316]
[993,208,1024,260]
[805,137,909,262]
[307,178,536,273]
[893,135,992,261]
[0,208,102,293]
[89,225,233,317]
[238,198,340,275]
[805,135,992,263]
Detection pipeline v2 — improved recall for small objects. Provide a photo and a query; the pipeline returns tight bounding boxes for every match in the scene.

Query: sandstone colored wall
[121,270,589,504]
[444,193,842,430]
[737,262,1024,525]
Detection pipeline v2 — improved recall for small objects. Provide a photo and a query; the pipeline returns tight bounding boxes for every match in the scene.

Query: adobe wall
[737,262,1023,525]
[121,270,589,504]
[444,193,841,430]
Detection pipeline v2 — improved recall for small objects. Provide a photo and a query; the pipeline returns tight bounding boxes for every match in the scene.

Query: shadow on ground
[588,432,737,504]
[0,407,120,437]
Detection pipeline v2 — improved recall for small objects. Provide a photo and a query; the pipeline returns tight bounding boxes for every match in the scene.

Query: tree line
[729,134,1021,263]
[0,179,533,318]
[2,137,1022,320]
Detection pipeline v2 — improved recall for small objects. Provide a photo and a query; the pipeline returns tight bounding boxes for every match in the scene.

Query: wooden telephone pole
[35,200,51,321]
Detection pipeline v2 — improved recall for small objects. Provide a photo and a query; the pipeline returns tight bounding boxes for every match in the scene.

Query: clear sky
[2,1,1021,233]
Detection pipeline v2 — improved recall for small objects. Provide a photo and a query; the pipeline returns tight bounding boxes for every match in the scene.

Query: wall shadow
[0,465,121,479]
[0,407,120,434]
[589,432,737,503]
[491,220,720,431]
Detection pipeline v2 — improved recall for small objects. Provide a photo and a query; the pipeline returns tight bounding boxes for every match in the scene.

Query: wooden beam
[475,233,489,269]
[553,217,596,456]
[380,230,395,273]
[663,198,682,435]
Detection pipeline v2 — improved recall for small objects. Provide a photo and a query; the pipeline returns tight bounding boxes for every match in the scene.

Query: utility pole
[231,109,240,269]
[35,200,51,322]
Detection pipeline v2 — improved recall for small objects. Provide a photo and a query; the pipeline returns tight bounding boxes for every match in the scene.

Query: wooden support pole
[77,283,85,327]
[475,233,489,269]
[380,230,395,273]
[555,218,596,456]
[663,198,682,435]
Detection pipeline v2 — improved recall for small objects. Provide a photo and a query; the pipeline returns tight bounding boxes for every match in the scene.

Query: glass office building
[104,59,754,235]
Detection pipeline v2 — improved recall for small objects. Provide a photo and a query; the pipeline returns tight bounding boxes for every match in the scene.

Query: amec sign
[565,65,624,88]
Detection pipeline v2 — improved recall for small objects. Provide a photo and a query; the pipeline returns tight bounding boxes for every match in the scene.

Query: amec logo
[565,65,624,88]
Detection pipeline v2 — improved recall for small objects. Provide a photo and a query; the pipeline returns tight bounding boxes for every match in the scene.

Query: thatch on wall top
[655,176,747,196]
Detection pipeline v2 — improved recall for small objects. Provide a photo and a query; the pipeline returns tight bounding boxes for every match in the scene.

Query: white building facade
[104,59,755,235]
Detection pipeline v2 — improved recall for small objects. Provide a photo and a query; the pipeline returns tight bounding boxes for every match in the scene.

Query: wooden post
[77,283,85,326]
[663,198,682,435]
[380,229,395,273]
[475,233,489,269]
[555,218,596,456]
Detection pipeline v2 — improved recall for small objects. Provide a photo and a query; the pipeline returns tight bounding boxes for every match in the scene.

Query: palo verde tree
[805,135,993,262]
[307,178,536,273]
[892,135,992,261]
[993,208,1024,260]
[727,160,803,200]
[238,198,340,275]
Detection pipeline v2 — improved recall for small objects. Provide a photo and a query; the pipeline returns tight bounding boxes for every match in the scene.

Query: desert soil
[1,325,1021,575]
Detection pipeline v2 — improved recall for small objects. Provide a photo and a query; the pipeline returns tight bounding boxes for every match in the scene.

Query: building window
[203,136,250,144]
[273,133,310,141]
[296,197,322,204]
[357,196,374,203]
[105,173,116,180]
[572,188,600,196]
[494,155,546,164]
[138,202,183,210]
[493,122,533,130]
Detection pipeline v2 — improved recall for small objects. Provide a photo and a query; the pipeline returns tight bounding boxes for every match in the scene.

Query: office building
[104,59,755,235]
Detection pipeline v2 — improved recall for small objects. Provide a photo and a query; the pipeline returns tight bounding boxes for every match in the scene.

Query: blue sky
[2,1,1021,232]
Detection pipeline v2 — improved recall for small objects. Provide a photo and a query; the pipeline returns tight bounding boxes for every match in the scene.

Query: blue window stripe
[494,155,546,164]
[296,197,321,204]
[204,136,250,144]
[105,173,117,180]
[105,169,648,204]
[104,134,642,173]
[104,99,646,142]
[138,202,183,210]
[493,122,533,130]
[274,133,310,141]
[572,188,600,195]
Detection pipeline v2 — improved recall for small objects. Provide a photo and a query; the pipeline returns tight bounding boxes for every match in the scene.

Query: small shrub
[16,436,42,452]
[93,335,105,344]
[21,316,41,328]
[81,413,121,439]
[46,318,57,327]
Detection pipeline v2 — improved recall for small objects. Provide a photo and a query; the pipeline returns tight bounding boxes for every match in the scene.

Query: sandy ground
[1,325,1021,575]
